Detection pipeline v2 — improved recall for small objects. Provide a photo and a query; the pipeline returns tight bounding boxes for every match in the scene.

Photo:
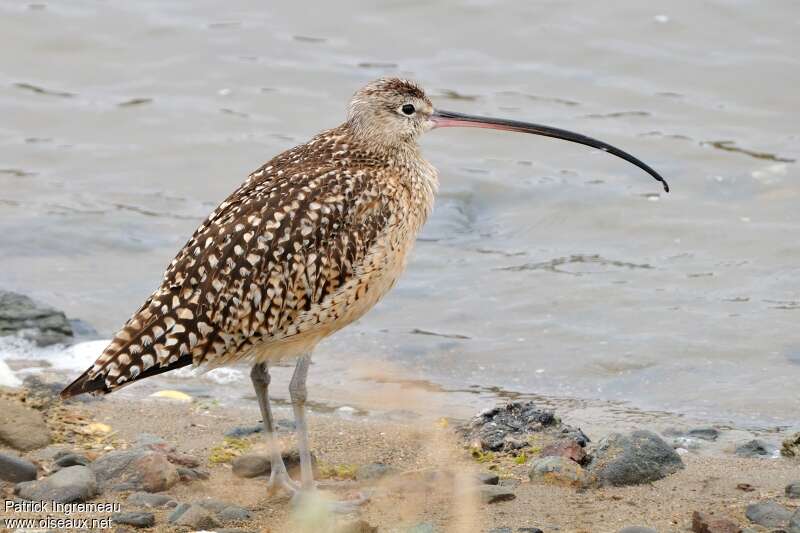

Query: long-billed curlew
[61,78,668,506]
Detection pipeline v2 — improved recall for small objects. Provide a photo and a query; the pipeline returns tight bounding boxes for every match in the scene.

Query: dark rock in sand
[0,398,51,451]
[476,471,499,485]
[618,528,657,533]
[587,430,683,487]
[169,503,220,529]
[787,481,800,498]
[781,432,800,458]
[356,462,394,481]
[488,528,512,533]
[176,466,209,481]
[90,449,179,492]
[15,465,96,503]
[540,438,588,464]
[225,425,263,438]
[0,290,73,345]
[0,452,37,482]
[55,453,91,468]
[127,491,178,508]
[218,505,252,522]
[518,528,544,533]
[231,449,317,478]
[735,439,772,458]
[745,500,792,528]
[111,512,155,528]
[461,401,565,452]
[687,427,721,441]
[691,511,740,533]
[479,485,516,504]
[529,456,588,486]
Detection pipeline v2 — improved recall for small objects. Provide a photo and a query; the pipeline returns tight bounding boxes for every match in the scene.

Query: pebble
[177,466,209,481]
[691,511,740,533]
[782,432,800,458]
[0,452,37,482]
[735,439,771,458]
[218,505,252,522]
[169,503,220,529]
[231,449,315,478]
[529,456,588,486]
[55,453,91,468]
[787,481,800,498]
[127,491,178,508]
[111,512,155,528]
[224,425,263,438]
[745,500,792,528]
[618,528,657,533]
[518,529,544,533]
[488,529,512,533]
[687,427,721,441]
[0,398,52,451]
[91,449,179,492]
[479,485,516,504]
[356,462,394,481]
[15,465,97,503]
[476,471,499,485]
[588,430,684,487]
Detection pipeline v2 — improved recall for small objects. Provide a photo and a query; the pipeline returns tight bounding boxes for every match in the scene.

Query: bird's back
[61,125,437,397]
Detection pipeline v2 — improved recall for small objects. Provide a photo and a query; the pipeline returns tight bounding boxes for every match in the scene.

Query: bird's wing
[61,158,398,397]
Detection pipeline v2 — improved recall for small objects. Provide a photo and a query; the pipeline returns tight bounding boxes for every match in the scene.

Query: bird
[61,77,669,506]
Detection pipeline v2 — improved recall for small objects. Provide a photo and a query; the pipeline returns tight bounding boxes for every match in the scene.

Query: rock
[540,439,587,464]
[170,503,220,529]
[479,485,516,504]
[0,452,37,482]
[787,481,800,498]
[127,491,178,508]
[781,432,800,458]
[168,502,191,521]
[0,398,51,451]
[518,529,544,533]
[461,401,563,452]
[15,465,96,503]
[744,500,792,528]
[111,512,155,528]
[529,456,588,486]
[356,462,394,481]
[224,425,263,438]
[177,466,209,481]
[337,520,378,533]
[488,529,512,533]
[195,497,232,513]
[735,439,771,458]
[691,511,740,533]
[27,444,72,463]
[231,449,317,478]
[476,471,499,485]
[0,290,73,345]
[55,453,91,468]
[91,449,179,492]
[790,509,800,533]
[618,528,657,533]
[687,427,720,441]
[218,505,252,522]
[588,430,683,487]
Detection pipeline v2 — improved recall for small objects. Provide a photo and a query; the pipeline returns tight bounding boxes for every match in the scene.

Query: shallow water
[1,0,798,429]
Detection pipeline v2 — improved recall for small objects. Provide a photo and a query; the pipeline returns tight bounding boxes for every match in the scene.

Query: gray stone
[789,508,800,533]
[170,503,220,529]
[787,481,800,498]
[518,529,544,533]
[529,456,588,486]
[619,528,657,533]
[15,465,96,503]
[588,430,684,487]
[735,439,771,458]
[745,500,792,528]
[111,512,155,528]
[488,529,512,533]
[195,498,231,513]
[224,425,263,438]
[356,462,394,481]
[476,471,499,485]
[479,485,516,504]
[462,401,563,452]
[27,444,71,463]
[55,453,90,468]
[687,427,720,441]
[176,466,209,481]
[168,502,191,522]
[127,491,177,508]
[90,449,179,492]
[0,452,37,482]
[0,398,51,451]
[0,290,73,345]
[218,505,252,522]
[231,449,316,478]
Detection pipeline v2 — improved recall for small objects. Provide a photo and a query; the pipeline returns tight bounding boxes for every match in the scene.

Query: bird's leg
[288,353,314,490]
[249,362,299,495]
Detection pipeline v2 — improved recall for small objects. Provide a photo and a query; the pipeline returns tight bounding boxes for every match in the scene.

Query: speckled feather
[61,79,438,396]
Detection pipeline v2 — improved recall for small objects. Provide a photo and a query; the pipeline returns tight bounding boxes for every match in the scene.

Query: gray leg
[288,353,314,490]
[250,362,298,495]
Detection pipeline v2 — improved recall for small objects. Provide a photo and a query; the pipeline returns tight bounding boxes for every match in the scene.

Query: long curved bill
[430,109,669,193]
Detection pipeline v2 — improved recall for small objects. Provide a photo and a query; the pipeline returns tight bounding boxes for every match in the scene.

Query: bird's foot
[266,469,300,496]
[290,488,370,515]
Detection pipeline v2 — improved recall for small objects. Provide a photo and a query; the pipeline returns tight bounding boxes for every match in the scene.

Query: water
[1,0,798,430]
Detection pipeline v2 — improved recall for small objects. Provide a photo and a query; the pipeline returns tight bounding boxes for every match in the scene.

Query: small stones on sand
[479,484,516,504]
[127,491,178,508]
[691,511,740,533]
[744,500,792,528]
[786,481,800,498]
[356,462,394,481]
[169,503,221,529]
[111,511,156,528]
[15,465,97,503]
[781,432,800,458]
[0,452,37,482]
[735,439,772,458]
[587,430,683,487]
[529,456,588,486]
[476,471,499,485]
[0,398,51,451]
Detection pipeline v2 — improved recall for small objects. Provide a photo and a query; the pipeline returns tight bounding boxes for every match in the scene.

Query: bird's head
[347,77,669,192]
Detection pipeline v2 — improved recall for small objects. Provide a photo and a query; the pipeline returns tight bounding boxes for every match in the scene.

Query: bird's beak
[430,109,669,193]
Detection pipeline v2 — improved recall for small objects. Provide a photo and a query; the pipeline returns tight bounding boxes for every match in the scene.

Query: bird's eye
[401,104,416,116]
